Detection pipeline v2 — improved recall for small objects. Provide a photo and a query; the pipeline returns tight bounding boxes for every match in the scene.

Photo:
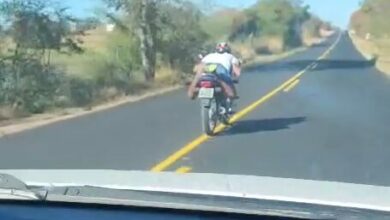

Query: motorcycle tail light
[200,81,214,88]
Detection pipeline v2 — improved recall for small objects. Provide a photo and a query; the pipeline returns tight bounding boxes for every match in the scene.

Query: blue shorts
[215,65,234,87]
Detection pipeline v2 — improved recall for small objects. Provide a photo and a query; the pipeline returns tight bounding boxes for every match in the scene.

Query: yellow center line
[151,135,208,172]
[283,79,300,92]
[311,63,319,69]
[175,166,192,174]
[150,33,342,172]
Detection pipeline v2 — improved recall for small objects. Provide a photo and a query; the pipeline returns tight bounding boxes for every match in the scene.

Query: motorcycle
[196,66,236,135]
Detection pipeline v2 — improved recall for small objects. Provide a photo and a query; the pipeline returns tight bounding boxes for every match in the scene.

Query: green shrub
[0,56,67,113]
[79,31,143,95]
[0,61,14,105]
[53,95,71,108]
[98,87,120,102]
[67,77,96,106]
[227,0,317,51]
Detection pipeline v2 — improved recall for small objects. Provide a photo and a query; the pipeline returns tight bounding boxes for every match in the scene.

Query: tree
[0,0,82,113]
[157,1,208,72]
[228,0,312,47]
[104,0,160,81]
[104,0,209,81]
[0,0,82,62]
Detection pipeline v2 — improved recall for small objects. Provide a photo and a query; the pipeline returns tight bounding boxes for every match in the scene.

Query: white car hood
[0,169,389,212]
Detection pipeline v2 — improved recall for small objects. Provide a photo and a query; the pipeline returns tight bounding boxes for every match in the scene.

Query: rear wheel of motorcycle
[201,99,217,136]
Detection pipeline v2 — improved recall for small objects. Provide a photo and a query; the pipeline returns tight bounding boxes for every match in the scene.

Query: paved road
[1,32,390,186]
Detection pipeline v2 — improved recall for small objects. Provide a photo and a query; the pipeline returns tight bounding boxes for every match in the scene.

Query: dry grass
[264,37,284,54]
[50,51,97,77]
[245,47,307,68]
[301,32,324,47]
[155,66,181,86]
[0,37,12,54]
[302,36,326,47]
[301,28,333,47]
[349,32,390,75]
[0,27,111,78]
[232,37,282,62]
[201,8,242,40]
[232,36,306,66]
[79,27,110,52]
[232,41,256,61]
[51,27,112,77]
[0,106,29,122]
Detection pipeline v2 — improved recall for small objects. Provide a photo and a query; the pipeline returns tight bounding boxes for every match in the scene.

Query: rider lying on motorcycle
[188,42,241,99]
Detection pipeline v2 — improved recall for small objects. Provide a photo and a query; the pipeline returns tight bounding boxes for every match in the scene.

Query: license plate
[198,88,214,98]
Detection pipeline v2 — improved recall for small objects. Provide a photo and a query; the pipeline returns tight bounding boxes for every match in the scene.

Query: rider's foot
[188,92,196,100]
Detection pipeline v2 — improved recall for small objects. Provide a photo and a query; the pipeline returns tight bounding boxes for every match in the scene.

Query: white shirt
[202,52,239,72]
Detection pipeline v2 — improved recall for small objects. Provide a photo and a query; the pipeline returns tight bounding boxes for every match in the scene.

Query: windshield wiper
[0,173,47,201]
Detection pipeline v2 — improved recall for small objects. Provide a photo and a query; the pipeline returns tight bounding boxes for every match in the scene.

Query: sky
[63,0,361,28]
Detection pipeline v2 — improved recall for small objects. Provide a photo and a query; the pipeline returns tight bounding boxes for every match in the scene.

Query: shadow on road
[310,42,329,48]
[221,117,306,136]
[246,58,376,73]
[290,59,376,71]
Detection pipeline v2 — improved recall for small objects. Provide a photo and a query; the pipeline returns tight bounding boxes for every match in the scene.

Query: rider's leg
[231,84,238,98]
[187,72,202,99]
[218,80,234,98]
[216,74,236,114]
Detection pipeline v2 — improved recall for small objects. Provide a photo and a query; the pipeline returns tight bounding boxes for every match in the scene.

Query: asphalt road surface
[1,32,390,187]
